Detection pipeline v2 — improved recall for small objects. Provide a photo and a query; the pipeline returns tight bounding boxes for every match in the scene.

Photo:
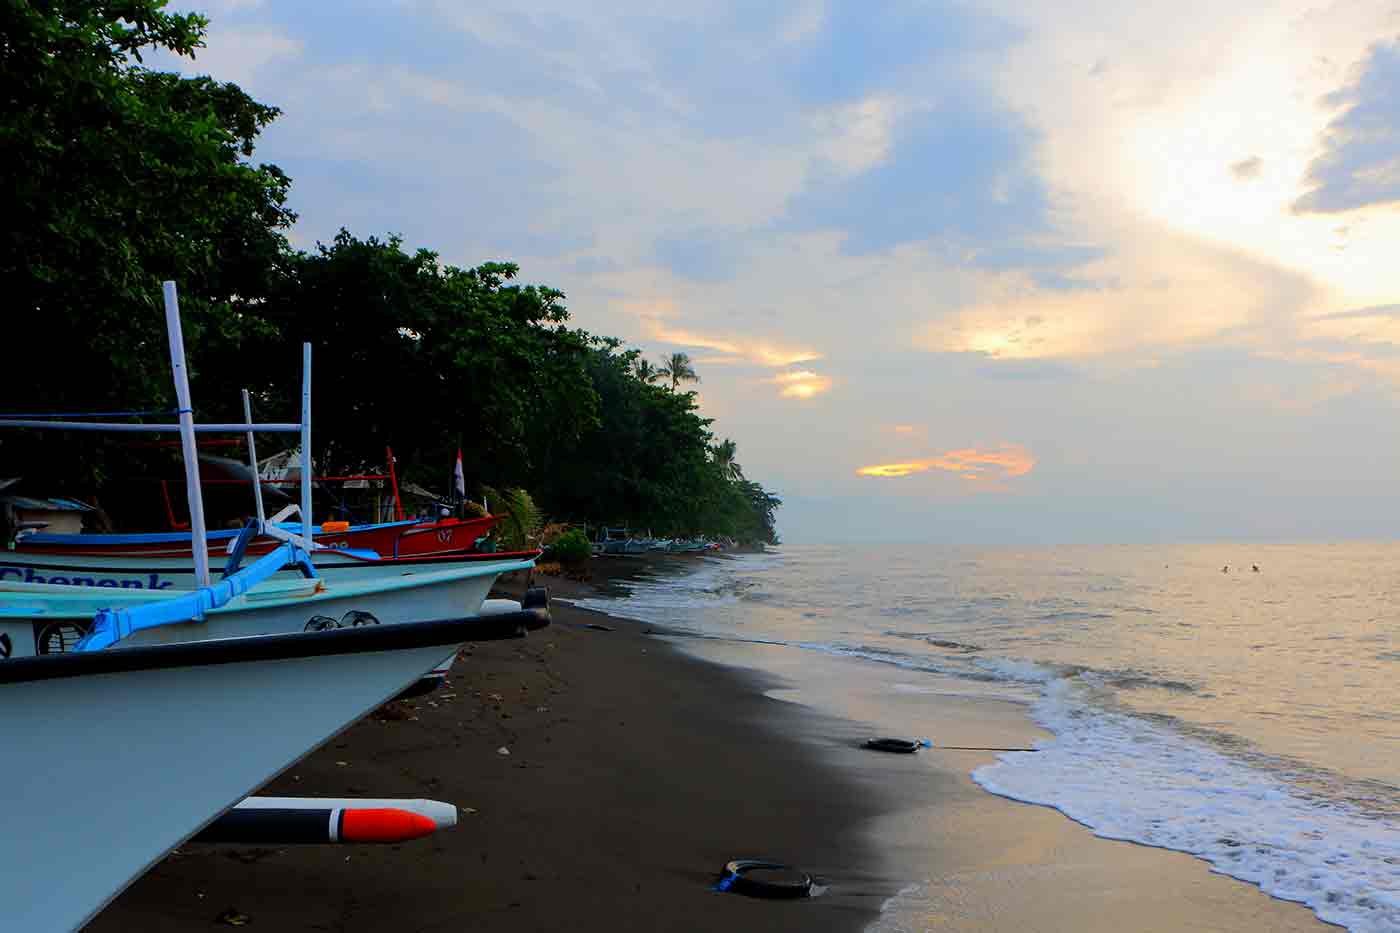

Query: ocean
[572,543,1400,932]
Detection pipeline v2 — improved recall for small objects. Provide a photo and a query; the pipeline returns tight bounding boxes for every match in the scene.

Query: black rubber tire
[864,738,922,754]
[522,586,551,630]
[719,859,813,899]
[522,585,549,611]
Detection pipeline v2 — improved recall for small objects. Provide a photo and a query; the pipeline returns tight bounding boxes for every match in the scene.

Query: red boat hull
[14,516,503,561]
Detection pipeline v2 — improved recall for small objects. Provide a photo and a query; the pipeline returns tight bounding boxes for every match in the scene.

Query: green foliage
[482,486,541,552]
[231,232,599,495]
[543,528,591,565]
[2,0,293,489]
[633,359,661,384]
[0,5,781,544]
[659,352,699,390]
[711,438,743,482]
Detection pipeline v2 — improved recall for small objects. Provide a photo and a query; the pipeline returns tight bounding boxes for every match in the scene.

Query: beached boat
[10,513,500,562]
[0,283,538,683]
[0,608,545,932]
[0,549,536,655]
[597,528,651,555]
[0,538,540,590]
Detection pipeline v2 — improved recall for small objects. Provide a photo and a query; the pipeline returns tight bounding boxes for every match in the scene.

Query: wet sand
[91,555,1332,932]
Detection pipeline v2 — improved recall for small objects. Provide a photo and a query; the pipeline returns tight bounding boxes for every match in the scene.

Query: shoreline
[542,555,1333,932]
[93,553,1335,932]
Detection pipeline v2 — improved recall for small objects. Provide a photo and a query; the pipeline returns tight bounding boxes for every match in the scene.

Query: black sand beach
[91,556,1332,932]
[90,559,896,932]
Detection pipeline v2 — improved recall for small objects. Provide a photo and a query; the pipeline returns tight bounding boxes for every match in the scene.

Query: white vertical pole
[299,343,313,551]
[241,389,266,527]
[163,281,212,588]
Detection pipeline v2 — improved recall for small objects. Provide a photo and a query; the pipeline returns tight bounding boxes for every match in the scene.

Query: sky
[167,1,1400,544]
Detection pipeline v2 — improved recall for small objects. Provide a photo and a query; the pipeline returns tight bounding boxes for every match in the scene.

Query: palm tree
[712,438,744,482]
[634,358,661,384]
[659,352,699,390]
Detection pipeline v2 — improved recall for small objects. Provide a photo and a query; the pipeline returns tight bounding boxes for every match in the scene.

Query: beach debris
[714,859,815,899]
[373,701,415,722]
[585,623,614,632]
[335,760,350,767]
[496,746,511,756]
[215,908,250,926]
[863,738,932,754]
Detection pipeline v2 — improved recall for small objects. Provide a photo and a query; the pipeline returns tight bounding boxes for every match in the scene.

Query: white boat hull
[0,619,500,932]
[0,548,529,591]
[0,559,534,668]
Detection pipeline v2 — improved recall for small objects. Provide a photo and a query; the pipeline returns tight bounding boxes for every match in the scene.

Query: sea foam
[973,678,1400,932]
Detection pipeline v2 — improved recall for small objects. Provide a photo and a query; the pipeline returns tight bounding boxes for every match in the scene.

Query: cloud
[918,223,1317,361]
[1314,303,1400,321]
[182,26,303,87]
[782,103,1050,255]
[646,322,822,368]
[857,444,1037,483]
[809,95,901,175]
[1295,39,1400,214]
[651,229,745,282]
[1230,155,1263,180]
[767,370,832,399]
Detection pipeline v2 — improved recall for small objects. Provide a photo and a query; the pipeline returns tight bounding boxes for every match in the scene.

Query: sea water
[571,543,1400,931]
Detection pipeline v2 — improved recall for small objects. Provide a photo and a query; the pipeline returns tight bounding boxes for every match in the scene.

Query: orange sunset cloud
[647,323,821,368]
[857,445,1036,483]
[767,369,832,399]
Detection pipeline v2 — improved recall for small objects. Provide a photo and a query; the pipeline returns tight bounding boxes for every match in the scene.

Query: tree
[711,438,744,482]
[0,5,782,544]
[1,0,295,488]
[659,352,699,391]
[233,232,599,496]
[633,358,661,384]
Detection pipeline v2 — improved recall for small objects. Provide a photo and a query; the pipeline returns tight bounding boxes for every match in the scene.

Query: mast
[241,389,266,527]
[163,282,212,588]
[387,446,404,522]
[300,343,313,551]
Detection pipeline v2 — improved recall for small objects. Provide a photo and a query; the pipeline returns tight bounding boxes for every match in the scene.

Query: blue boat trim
[76,543,318,652]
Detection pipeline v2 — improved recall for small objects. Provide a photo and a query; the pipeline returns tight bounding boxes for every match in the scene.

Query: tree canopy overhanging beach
[1,0,779,544]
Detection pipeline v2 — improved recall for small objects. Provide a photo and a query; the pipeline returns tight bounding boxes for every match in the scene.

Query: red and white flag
[453,449,466,498]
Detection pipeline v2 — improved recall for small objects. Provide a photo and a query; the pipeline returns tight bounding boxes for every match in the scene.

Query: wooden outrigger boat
[0,282,553,930]
[0,601,547,932]
[9,512,501,562]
